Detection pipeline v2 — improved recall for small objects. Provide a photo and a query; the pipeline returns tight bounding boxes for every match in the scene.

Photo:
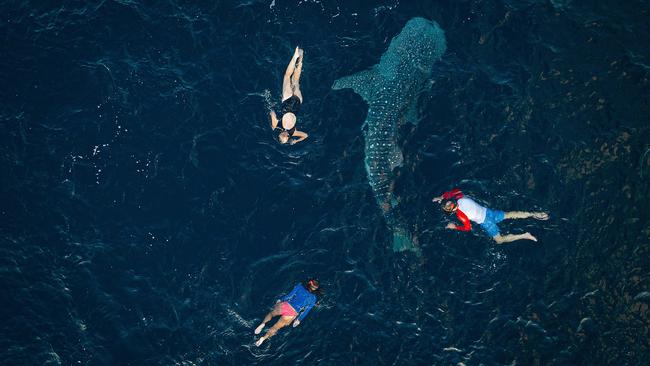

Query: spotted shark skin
[333,18,446,252]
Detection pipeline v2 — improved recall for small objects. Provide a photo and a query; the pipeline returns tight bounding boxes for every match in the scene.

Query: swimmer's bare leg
[504,211,549,220]
[254,303,282,335]
[282,47,301,101]
[493,232,537,244]
[291,49,304,102]
[255,315,295,346]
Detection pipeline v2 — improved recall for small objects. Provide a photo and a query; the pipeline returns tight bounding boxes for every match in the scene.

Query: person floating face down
[432,188,549,244]
[268,46,309,145]
[254,278,321,347]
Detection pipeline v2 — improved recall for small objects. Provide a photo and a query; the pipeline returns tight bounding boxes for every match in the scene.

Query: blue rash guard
[279,284,317,322]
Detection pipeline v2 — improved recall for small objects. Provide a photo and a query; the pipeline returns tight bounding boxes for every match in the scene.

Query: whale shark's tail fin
[332,68,380,104]
[392,227,420,254]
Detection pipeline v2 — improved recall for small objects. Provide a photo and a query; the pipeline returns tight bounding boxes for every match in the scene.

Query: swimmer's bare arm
[289,130,308,145]
[269,110,279,129]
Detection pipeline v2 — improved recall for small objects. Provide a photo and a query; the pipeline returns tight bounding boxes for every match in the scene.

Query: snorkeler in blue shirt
[254,278,321,346]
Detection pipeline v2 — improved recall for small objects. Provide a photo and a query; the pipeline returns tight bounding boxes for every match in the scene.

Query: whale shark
[332,17,446,252]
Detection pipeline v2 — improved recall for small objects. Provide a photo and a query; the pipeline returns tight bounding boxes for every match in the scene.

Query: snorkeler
[268,46,309,145]
[254,278,320,346]
[432,188,549,244]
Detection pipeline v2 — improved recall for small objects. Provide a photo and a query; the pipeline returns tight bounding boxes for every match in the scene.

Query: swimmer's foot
[255,336,266,347]
[294,48,304,66]
[532,212,549,220]
[522,232,538,242]
[292,46,301,60]
[254,323,265,335]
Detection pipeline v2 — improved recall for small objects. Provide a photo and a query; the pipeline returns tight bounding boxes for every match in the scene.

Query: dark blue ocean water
[1,1,649,365]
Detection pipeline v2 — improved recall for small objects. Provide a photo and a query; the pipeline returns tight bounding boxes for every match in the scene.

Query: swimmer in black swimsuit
[269,47,309,145]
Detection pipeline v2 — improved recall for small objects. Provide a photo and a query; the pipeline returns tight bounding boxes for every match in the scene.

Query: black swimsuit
[276,95,301,136]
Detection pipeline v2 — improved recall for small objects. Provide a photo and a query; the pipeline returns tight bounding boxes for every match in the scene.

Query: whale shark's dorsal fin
[332,67,381,104]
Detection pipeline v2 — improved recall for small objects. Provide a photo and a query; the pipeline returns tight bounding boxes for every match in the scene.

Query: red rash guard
[441,188,464,200]
[441,189,472,232]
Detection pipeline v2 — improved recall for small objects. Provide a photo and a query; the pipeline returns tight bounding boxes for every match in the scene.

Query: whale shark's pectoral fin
[332,67,381,103]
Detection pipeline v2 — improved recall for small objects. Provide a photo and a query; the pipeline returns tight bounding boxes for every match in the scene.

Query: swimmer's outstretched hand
[269,110,278,129]
[445,223,456,230]
[292,319,300,327]
[432,196,443,203]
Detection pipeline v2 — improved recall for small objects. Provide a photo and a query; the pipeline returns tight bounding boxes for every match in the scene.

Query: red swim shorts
[279,301,297,317]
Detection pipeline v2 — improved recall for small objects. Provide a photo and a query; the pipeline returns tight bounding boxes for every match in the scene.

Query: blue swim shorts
[480,209,505,237]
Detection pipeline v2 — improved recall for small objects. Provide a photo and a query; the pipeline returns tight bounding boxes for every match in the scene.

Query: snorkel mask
[442,199,457,213]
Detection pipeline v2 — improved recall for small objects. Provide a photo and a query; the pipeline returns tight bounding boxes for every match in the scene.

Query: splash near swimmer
[333,17,447,252]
